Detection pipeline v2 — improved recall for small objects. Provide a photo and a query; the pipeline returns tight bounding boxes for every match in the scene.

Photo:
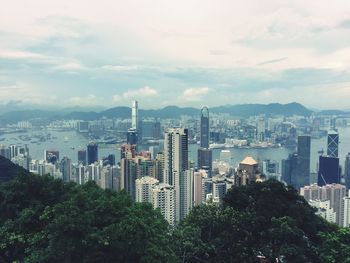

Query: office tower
[127,128,138,145]
[345,153,350,189]
[197,148,212,175]
[87,142,98,165]
[198,106,212,173]
[152,184,176,226]
[318,156,340,186]
[163,128,189,186]
[45,150,59,164]
[200,106,209,148]
[60,157,72,182]
[120,157,137,199]
[256,117,265,141]
[135,176,159,203]
[301,183,346,226]
[78,150,87,166]
[212,176,227,203]
[295,135,311,189]
[282,159,295,184]
[235,156,262,186]
[131,100,138,130]
[327,130,339,158]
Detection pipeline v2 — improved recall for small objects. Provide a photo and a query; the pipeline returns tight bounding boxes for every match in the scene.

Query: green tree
[0,174,176,263]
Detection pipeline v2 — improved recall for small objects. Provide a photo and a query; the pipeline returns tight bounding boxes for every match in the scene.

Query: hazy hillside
[0,102,315,124]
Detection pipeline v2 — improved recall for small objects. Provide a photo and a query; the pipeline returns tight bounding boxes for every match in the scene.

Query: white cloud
[113,86,158,102]
[54,62,87,71]
[183,87,209,101]
[68,94,99,105]
[0,50,46,60]
[101,65,140,72]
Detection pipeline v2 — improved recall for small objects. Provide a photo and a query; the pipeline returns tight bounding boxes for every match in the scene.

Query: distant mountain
[0,102,316,124]
[0,156,31,182]
[211,102,312,117]
[317,109,349,116]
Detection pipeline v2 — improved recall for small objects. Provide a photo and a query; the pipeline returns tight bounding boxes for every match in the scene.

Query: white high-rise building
[132,100,138,130]
[301,183,346,226]
[152,184,176,226]
[176,169,194,221]
[212,176,227,203]
[135,176,159,203]
[163,128,188,186]
[309,200,336,224]
[163,127,190,222]
[194,170,207,205]
[343,190,350,227]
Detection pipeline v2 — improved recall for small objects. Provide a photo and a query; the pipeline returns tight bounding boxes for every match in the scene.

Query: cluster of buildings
[280,128,350,227]
[2,100,350,227]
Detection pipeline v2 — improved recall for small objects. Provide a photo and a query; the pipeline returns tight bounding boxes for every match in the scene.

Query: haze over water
[2,126,350,178]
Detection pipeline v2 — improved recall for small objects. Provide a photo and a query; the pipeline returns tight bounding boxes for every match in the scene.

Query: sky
[1,0,350,109]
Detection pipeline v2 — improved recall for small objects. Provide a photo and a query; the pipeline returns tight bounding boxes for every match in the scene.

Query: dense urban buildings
[1,101,350,227]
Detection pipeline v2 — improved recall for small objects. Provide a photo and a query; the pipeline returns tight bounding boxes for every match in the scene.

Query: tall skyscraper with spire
[327,130,339,158]
[198,106,212,175]
[131,100,138,130]
[200,106,209,148]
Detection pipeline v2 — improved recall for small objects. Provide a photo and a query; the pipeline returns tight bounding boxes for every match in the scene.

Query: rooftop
[240,156,258,166]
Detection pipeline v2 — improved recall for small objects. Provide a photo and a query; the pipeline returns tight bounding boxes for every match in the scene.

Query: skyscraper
[344,153,350,189]
[152,184,176,226]
[318,156,340,186]
[163,128,189,186]
[198,106,212,174]
[197,148,212,173]
[200,106,209,148]
[131,100,138,130]
[295,135,311,189]
[60,157,72,182]
[87,142,98,165]
[163,127,191,222]
[78,150,87,166]
[327,130,339,158]
[127,128,138,145]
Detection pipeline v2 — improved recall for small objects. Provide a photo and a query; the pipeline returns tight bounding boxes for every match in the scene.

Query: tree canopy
[0,174,176,263]
[0,162,349,263]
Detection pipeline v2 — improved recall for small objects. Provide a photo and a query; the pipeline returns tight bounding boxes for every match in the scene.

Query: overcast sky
[1,0,350,109]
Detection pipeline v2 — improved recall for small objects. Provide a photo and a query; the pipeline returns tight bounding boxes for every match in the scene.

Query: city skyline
[1,1,350,109]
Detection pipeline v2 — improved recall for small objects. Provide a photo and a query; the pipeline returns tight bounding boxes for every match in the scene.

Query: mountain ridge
[0,102,342,124]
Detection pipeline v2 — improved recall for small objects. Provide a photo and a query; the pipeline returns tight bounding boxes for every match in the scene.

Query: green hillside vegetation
[0,159,349,262]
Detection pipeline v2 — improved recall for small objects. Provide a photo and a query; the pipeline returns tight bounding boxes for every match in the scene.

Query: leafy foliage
[0,174,176,263]
[173,180,349,263]
[0,163,349,263]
